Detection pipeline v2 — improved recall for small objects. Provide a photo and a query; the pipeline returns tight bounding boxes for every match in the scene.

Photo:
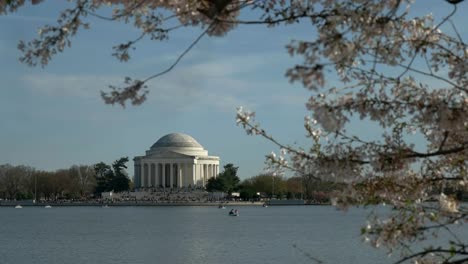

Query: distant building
[133,133,220,189]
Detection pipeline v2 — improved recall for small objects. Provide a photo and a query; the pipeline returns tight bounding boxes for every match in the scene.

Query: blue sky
[0,1,466,179]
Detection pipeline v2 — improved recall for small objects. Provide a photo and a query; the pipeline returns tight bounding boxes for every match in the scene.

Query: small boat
[102,205,109,208]
[262,204,268,208]
[228,210,239,216]
[15,205,22,209]
[218,205,226,209]
[44,205,52,208]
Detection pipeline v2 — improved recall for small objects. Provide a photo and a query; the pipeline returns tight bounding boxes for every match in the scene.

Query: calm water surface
[0,205,461,264]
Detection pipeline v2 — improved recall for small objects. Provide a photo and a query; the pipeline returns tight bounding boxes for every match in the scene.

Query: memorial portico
[134,133,220,189]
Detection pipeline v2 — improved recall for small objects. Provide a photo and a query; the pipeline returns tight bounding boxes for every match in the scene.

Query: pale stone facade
[133,133,220,189]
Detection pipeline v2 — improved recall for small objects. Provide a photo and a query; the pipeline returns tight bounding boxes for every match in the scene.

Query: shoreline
[0,201,330,207]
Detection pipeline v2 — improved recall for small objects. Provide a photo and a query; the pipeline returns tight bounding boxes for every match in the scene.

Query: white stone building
[134,133,220,189]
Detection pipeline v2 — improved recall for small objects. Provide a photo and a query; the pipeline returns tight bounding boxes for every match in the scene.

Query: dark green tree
[111,157,130,192]
[217,163,240,194]
[205,177,225,192]
[238,180,258,201]
[94,162,115,193]
[94,157,131,193]
[244,173,287,198]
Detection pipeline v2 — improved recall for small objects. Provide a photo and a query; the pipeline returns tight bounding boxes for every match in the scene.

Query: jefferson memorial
[133,133,220,189]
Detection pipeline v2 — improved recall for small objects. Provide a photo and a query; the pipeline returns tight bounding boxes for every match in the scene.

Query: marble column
[141,164,144,188]
[162,163,166,188]
[169,163,174,188]
[149,163,153,187]
[148,163,152,187]
[178,163,183,188]
[155,162,159,187]
[192,163,196,187]
[202,164,205,185]
[185,163,189,187]
[199,164,202,186]
[142,163,146,187]
[158,162,162,187]
[134,163,139,188]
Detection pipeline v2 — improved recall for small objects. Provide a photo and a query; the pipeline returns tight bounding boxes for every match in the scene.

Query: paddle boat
[228,209,239,216]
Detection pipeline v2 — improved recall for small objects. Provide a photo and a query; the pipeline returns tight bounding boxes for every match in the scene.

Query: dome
[151,133,203,149]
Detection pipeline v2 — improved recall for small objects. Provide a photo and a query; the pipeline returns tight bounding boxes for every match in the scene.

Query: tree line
[0,157,131,200]
[206,164,344,202]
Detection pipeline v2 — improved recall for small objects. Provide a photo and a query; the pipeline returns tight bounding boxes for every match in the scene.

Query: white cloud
[139,51,286,78]
[20,71,253,113]
[21,52,288,113]
[138,53,281,111]
[186,54,274,77]
[144,67,256,113]
[22,73,120,98]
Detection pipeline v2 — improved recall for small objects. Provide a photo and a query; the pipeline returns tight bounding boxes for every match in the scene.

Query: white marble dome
[147,133,208,156]
[151,133,203,149]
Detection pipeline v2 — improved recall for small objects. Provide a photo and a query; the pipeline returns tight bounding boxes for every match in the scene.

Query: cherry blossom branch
[438,131,450,152]
[351,143,468,165]
[86,0,148,21]
[112,24,184,62]
[142,25,211,83]
[215,11,330,25]
[394,248,468,264]
[101,24,212,107]
[406,142,468,159]
[18,0,89,66]
[395,62,466,92]
[448,19,466,46]
[100,0,263,106]
[396,4,458,79]
[112,32,146,62]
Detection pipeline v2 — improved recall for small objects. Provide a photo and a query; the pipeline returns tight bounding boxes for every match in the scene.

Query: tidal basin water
[0,205,460,264]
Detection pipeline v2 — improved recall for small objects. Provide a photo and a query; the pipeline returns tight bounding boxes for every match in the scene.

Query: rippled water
[0,205,461,264]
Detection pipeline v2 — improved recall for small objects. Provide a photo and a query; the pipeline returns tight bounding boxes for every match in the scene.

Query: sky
[0,0,466,180]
